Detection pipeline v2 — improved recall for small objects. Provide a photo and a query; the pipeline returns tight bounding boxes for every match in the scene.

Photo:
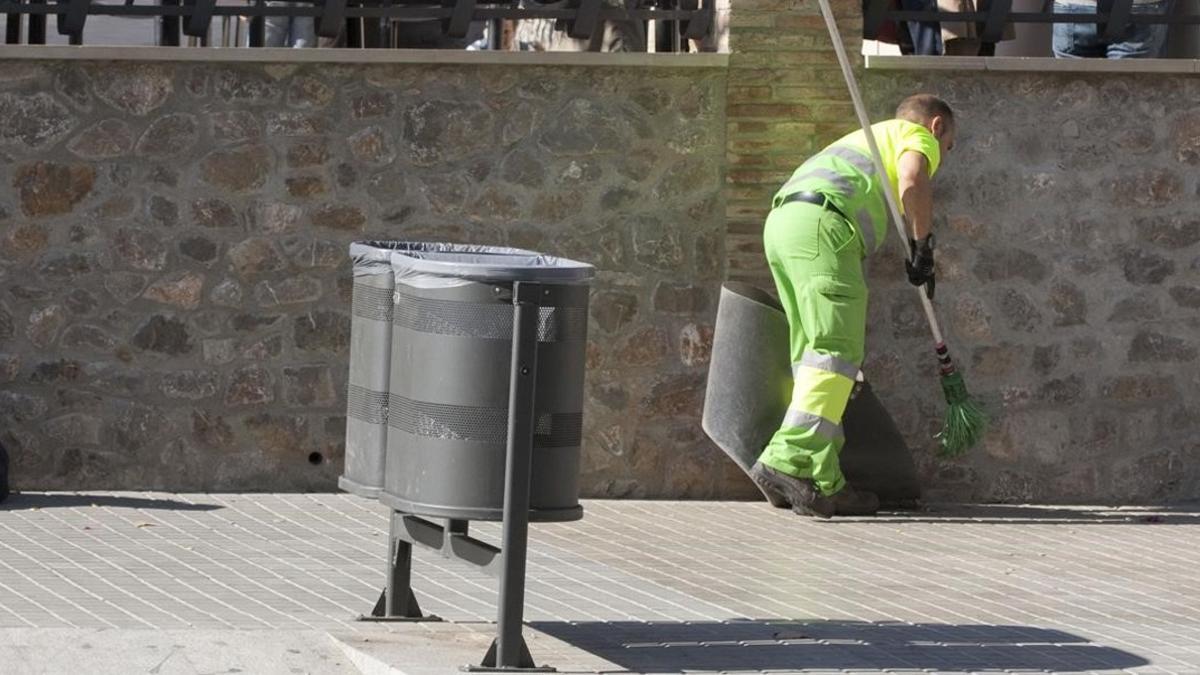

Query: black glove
[905,234,935,299]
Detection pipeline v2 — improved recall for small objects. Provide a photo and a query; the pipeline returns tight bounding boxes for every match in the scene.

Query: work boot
[830,483,880,516]
[746,462,790,508]
[749,462,833,518]
[758,481,790,509]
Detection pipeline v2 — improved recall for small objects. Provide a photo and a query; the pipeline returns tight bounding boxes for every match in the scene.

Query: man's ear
[929,115,945,138]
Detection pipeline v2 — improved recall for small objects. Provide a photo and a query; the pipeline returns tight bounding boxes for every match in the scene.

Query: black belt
[775,191,849,222]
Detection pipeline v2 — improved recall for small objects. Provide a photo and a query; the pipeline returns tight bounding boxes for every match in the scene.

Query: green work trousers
[758,202,868,496]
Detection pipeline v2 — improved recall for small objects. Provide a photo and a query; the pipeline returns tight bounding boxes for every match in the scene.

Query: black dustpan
[701,282,921,507]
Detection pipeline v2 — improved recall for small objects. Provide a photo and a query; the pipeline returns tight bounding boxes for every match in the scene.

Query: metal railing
[866,0,1199,45]
[0,0,713,50]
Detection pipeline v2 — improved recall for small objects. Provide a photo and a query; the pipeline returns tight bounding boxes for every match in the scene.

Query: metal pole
[377,0,390,47]
[6,2,23,43]
[160,0,180,45]
[495,282,540,669]
[385,511,415,616]
[358,512,440,623]
[28,0,45,43]
[248,0,264,46]
[815,0,947,342]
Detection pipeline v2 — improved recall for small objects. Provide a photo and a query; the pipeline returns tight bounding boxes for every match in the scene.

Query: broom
[814,0,988,457]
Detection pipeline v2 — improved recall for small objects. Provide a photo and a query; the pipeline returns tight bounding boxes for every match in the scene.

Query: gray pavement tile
[0,494,1197,674]
[0,628,358,675]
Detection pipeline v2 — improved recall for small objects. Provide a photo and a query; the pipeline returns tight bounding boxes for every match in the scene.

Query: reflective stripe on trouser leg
[757,202,867,496]
[789,359,856,426]
[760,356,857,495]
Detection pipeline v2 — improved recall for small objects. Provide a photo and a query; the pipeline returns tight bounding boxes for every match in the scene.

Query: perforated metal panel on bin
[340,242,536,500]
[379,246,593,522]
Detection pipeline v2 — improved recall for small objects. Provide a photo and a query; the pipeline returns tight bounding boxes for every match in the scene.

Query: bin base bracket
[357,587,443,623]
[462,637,555,672]
[398,514,502,577]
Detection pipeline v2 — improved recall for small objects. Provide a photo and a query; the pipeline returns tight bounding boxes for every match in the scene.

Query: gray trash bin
[378,245,593,522]
[341,241,536,499]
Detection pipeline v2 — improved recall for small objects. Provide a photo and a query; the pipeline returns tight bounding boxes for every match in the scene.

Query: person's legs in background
[1107,0,1171,57]
[1052,0,1107,57]
[900,0,944,54]
[263,1,290,46]
[262,1,315,47]
[290,14,317,47]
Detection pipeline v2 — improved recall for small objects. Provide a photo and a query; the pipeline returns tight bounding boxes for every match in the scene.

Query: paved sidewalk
[0,493,1198,674]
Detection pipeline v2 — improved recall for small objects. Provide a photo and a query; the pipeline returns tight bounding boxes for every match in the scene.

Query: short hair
[895,94,954,127]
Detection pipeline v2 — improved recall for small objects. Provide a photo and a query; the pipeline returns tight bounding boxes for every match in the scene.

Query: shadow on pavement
[858,502,1200,526]
[0,493,223,511]
[532,619,1149,673]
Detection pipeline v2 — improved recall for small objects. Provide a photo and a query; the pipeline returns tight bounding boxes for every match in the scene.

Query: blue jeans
[900,0,944,55]
[1052,0,1170,58]
[264,1,316,48]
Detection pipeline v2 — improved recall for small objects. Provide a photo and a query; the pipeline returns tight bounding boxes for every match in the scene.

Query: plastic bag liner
[702,282,920,507]
[390,245,594,287]
[341,241,539,499]
[350,241,539,277]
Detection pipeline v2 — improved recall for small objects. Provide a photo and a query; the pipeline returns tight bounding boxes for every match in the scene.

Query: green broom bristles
[935,370,988,457]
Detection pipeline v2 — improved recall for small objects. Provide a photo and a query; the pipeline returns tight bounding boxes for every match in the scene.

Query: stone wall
[856,70,1200,504]
[4,46,1198,504]
[0,57,735,496]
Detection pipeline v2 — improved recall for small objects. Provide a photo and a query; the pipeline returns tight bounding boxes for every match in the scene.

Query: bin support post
[466,281,553,672]
[386,511,417,616]
[359,510,441,622]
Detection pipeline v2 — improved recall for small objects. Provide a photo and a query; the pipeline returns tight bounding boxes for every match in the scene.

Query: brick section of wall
[0,60,741,498]
[723,0,862,287]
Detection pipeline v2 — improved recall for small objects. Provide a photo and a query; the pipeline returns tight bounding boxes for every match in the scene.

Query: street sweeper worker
[749,93,955,519]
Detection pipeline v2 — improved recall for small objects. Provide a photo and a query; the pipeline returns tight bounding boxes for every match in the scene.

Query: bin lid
[350,241,539,276]
[390,241,594,284]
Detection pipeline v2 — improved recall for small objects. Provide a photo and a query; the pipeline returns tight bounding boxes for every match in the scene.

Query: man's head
[896,94,955,156]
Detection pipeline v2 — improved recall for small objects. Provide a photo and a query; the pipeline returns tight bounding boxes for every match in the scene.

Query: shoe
[749,462,833,518]
[830,483,880,516]
[758,480,790,509]
[746,462,790,508]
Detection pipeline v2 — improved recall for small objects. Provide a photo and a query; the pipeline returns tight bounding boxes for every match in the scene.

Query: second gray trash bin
[379,245,594,522]
[341,242,536,500]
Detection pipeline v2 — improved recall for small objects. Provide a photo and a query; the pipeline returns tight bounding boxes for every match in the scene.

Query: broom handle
[814,0,946,348]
